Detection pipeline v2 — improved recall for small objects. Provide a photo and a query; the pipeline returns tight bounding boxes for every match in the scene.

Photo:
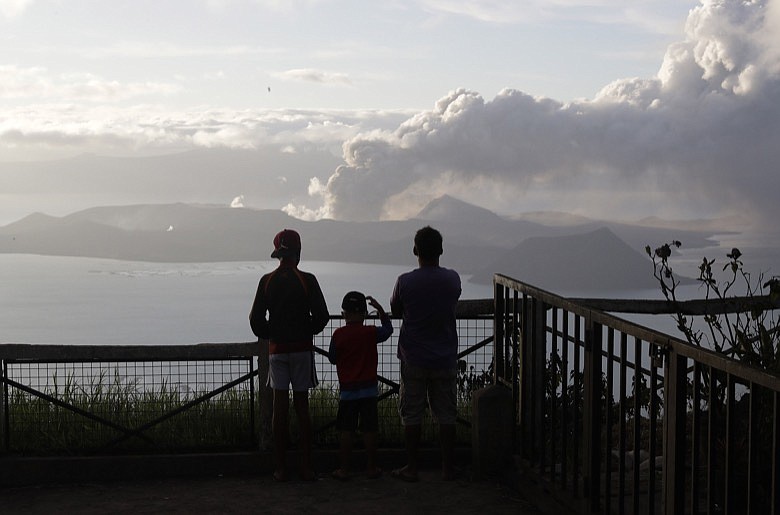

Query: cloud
[273,68,353,86]
[76,42,284,60]
[0,66,180,101]
[0,0,33,18]
[0,103,412,159]
[293,0,780,229]
[421,0,687,34]
[230,195,245,208]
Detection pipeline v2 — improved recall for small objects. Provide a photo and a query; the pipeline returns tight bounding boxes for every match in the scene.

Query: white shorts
[268,351,319,392]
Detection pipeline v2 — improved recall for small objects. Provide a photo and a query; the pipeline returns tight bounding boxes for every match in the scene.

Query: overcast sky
[2,0,779,233]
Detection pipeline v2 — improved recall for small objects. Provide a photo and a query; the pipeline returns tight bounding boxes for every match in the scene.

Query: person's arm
[249,278,270,339]
[307,274,330,335]
[327,335,338,365]
[389,279,403,318]
[367,296,394,343]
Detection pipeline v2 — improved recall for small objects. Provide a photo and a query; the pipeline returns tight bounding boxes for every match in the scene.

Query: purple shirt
[390,265,461,369]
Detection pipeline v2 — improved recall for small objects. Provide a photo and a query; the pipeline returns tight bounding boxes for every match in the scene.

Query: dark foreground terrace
[1,449,567,515]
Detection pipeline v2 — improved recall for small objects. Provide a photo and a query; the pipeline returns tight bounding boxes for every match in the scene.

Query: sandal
[366,468,383,480]
[272,471,290,482]
[390,467,419,483]
[331,469,350,481]
[300,469,318,482]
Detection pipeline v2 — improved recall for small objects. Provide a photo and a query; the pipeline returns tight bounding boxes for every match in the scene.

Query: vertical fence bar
[510,291,526,437]
[632,337,641,515]
[619,332,627,515]
[1,359,6,453]
[725,373,735,515]
[747,381,758,515]
[605,329,615,515]
[663,348,687,515]
[573,314,582,499]
[550,307,558,483]
[691,362,701,515]
[648,346,659,515]
[521,292,534,458]
[493,280,505,386]
[512,290,521,449]
[583,318,603,513]
[533,298,546,471]
[561,309,570,491]
[773,391,779,515]
[708,367,718,515]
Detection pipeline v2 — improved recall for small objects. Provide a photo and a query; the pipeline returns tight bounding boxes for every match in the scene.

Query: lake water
[0,254,494,345]
[2,245,776,346]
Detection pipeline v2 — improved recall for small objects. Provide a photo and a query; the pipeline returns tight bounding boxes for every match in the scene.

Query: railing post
[494,279,506,385]
[582,317,602,512]
[0,359,6,453]
[663,347,687,515]
[530,298,546,465]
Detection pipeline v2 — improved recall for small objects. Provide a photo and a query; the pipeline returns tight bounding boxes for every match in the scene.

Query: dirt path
[3,469,545,515]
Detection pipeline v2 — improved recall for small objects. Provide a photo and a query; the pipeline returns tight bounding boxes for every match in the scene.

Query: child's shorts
[336,397,379,432]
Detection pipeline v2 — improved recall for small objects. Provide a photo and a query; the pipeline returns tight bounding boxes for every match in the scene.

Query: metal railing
[0,343,259,454]
[0,305,493,455]
[495,274,780,514]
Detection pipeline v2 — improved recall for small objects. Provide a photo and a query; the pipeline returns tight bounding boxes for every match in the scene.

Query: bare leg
[335,431,353,478]
[403,424,421,476]
[272,389,289,481]
[292,390,314,480]
[440,423,456,480]
[363,431,380,477]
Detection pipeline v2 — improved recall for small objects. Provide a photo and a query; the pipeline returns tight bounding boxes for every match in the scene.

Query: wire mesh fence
[1,314,494,455]
[306,315,494,447]
[3,358,255,455]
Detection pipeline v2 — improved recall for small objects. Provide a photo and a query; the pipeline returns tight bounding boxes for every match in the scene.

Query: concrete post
[472,383,514,478]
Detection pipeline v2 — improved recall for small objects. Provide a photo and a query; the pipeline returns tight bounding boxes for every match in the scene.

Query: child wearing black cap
[328,291,393,480]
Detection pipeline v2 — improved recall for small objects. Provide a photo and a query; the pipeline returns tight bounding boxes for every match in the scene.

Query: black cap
[341,291,367,314]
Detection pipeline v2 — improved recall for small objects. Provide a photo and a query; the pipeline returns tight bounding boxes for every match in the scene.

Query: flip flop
[331,469,350,481]
[300,470,318,482]
[272,471,290,482]
[366,468,383,480]
[390,467,419,483]
[442,467,463,481]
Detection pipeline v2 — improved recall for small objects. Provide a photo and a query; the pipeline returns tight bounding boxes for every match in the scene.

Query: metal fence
[310,312,494,447]
[0,344,259,455]
[0,309,493,456]
[495,274,780,515]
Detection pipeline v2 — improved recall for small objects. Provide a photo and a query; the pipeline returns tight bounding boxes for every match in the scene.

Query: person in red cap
[250,229,329,482]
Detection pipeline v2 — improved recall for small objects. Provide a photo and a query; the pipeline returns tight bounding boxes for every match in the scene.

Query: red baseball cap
[271,229,301,258]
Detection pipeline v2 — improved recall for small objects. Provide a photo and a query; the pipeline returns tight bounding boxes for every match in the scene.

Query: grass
[6,372,477,455]
[7,369,254,455]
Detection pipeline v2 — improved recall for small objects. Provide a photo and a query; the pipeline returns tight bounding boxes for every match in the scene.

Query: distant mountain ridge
[0,198,717,292]
[475,227,661,293]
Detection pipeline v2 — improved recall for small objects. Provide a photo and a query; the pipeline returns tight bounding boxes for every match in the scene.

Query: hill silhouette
[474,227,663,293]
[0,198,713,291]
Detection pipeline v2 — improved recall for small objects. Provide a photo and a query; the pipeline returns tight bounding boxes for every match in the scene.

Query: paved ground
[1,448,580,514]
[3,468,548,515]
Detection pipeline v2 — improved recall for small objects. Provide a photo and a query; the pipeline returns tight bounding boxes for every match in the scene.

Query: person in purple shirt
[389,226,461,482]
